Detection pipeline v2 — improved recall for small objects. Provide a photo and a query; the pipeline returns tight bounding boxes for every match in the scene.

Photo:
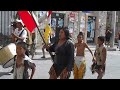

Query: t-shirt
[14,28,27,43]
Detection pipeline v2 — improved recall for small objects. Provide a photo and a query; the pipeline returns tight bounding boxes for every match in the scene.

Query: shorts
[91,62,105,74]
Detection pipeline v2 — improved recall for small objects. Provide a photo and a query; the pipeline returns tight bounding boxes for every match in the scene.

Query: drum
[3,58,15,68]
[3,55,33,68]
[0,43,16,65]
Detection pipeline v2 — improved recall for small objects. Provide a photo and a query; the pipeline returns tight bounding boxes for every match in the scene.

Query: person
[105,28,112,47]
[31,30,36,44]
[74,32,95,79]
[23,25,33,57]
[10,19,28,73]
[12,19,27,44]
[50,30,56,45]
[41,28,51,58]
[117,31,120,51]
[10,21,17,43]
[29,30,36,59]
[46,27,74,79]
[92,36,107,79]
[13,42,36,79]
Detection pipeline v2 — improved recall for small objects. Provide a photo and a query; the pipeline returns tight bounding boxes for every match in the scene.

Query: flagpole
[29,11,54,62]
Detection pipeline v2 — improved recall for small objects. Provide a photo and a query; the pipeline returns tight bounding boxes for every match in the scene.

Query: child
[74,32,95,79]
[13,42,36,79]
[93,36,107,79]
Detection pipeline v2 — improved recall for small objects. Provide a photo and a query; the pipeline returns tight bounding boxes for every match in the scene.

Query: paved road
[0,45,120,79]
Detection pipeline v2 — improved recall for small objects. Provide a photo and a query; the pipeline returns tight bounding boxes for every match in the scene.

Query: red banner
[47,11,52,18]
[18,11,37,32]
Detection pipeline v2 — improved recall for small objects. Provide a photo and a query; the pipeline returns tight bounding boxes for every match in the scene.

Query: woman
[47,27,74,79]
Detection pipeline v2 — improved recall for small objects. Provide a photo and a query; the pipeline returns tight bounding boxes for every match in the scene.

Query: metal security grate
[0,11,17,47]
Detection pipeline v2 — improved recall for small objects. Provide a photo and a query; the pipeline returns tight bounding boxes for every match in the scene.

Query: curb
[106,47,117,51]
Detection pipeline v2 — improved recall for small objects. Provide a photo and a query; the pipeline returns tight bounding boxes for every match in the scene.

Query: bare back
[75,42,86,56]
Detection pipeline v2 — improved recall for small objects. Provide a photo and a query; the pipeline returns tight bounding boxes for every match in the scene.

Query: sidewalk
[35,44,118,55]
[35,44,96,55]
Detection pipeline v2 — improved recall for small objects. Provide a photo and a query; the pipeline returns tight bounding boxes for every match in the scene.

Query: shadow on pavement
[0,72,11,77]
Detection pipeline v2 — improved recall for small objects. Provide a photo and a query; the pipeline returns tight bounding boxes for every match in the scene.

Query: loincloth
[74,56,85,69]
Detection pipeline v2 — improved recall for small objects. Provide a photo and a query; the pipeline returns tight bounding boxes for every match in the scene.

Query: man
[12,19,27,44]
[13,20,29,56]
[41,24,51,58]
[105,28,112,47]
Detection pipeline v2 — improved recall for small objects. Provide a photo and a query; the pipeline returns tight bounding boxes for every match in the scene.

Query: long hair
[62,27,71,40]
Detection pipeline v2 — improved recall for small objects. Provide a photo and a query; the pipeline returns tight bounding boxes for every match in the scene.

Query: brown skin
[95,38,106,67]
[11,24,17,42]
[16,45,35,79]
[94,39,106,79]
[75,35,95,60]
[116,32,120,40]
[29,65,35,79]
[49,29,69,79]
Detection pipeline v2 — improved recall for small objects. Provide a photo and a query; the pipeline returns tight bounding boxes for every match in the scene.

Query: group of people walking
[5,18,107,79]
[44,27,107,79]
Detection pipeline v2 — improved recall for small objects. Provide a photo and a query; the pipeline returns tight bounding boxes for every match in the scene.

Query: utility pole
[84,13,87,43]
[110,11,116,48]
[34,11,39,44]
[78,11,80,32]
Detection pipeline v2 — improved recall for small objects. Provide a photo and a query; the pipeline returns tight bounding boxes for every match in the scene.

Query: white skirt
[74,56,85,69]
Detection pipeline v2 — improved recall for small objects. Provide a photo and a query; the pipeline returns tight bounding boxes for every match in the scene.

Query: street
[0,45,120,79]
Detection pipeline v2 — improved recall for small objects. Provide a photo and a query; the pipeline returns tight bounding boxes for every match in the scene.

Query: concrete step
[106,47,117,51]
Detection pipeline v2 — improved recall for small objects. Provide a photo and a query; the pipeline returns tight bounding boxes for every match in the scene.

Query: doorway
[87,16,96,43]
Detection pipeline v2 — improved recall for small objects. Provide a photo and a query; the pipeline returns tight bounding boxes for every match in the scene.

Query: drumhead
[3,58,15,68]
